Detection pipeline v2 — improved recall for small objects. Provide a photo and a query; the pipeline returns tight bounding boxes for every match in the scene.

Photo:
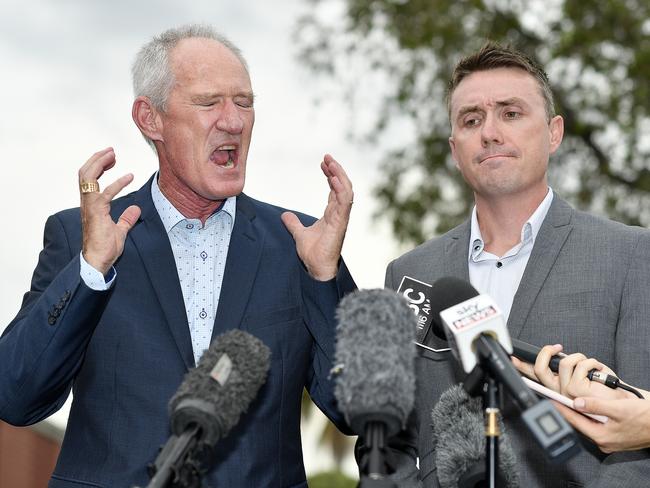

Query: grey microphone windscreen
[432,385,520,488]
[169,329,271,448]
[334,288,416,437]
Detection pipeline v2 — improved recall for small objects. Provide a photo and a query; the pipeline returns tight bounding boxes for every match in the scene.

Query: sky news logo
[451,304,497,331]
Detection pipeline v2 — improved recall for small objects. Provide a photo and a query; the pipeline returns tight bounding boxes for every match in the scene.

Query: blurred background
[1,0,648,486]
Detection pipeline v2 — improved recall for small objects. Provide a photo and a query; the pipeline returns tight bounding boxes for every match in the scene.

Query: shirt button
[496,261,503,268]
[186,223,194,229]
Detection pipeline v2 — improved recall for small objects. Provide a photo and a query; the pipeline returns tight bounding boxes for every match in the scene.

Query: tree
[294,0,650,244]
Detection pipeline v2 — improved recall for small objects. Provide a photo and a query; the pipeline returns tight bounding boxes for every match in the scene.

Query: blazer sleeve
[299,258,356,434]
[0,213,111,426]
[590,229,650,486]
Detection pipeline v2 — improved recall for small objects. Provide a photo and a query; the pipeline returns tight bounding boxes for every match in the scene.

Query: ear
[548,115,564,155]
[132,96,164,142]
[449,136,460,169]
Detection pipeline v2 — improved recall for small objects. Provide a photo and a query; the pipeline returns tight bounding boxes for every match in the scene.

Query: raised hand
[79,147,141,275]
[281,154,353,281]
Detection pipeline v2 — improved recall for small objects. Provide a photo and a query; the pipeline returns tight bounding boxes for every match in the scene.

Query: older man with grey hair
[0,24,356,487]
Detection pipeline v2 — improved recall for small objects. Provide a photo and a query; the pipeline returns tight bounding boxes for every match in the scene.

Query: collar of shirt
[468,187,554,262]
[150,173,236,233]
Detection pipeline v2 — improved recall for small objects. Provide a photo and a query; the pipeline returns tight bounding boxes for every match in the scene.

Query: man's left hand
[281,154,354,281]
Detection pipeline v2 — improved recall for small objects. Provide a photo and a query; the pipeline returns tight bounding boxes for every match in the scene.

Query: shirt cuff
[79,252,116,290]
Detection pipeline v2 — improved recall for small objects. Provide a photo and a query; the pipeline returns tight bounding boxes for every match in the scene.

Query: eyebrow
[191,91,256,103]
[455,97,527,121]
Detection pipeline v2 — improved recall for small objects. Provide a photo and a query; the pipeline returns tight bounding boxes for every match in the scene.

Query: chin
[211,181,245,200]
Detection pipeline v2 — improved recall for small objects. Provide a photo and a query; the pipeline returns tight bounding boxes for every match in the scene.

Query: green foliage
[295,0,650,244]
[308,470,357,488]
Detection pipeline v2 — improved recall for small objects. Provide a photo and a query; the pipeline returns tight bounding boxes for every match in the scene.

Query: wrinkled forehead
[169,37,251,88]
[450,67,545,117]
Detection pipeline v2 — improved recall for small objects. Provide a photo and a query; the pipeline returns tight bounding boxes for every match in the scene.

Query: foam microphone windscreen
[169,329,271,448]
[334,288,417,437]
[432,385,520,488]
[430,277,480,340]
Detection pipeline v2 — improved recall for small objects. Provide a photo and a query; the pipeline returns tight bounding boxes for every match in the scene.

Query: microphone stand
[463,365,502,488]
[136,424,208,488]
[358,421,397,488]
[484,377,500,488]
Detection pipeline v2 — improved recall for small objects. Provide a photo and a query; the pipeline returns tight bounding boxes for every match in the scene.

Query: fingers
[79,147,116,188]
[556,352,588,395]
[116,205,142,235]
[103,173,135,200]
[280,211,304,239]
[511,356,539,381]
[552,400,602,433]
[78,147,137,274]
[533,344,563,392]
[573,397,619,418]
[322,154,354,208]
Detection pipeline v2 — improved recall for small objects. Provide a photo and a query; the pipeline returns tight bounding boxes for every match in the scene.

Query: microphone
[398,275,611,389]
[432,385,519,488]
[146,329,271,488]
[334,289,417,484]
[511,338,635,394]
[429,277,581,463]
[430,277,534,408]
[511,338,564,372]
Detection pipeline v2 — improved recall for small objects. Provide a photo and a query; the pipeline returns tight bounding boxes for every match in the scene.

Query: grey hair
[131,24,249,151]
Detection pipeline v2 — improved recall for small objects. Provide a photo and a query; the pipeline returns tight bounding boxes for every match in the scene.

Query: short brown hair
[446,41,555,122]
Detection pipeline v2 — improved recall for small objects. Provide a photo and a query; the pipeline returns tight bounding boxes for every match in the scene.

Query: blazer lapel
[211,194,265,340]
[443,220,471,281]
[508,196,574,338]
[127,177,195,370]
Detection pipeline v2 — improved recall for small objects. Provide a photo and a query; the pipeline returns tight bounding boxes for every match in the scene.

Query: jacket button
[48,316,56,326]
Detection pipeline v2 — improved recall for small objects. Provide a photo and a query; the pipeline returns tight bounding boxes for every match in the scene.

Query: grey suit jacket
[386,196,650,488]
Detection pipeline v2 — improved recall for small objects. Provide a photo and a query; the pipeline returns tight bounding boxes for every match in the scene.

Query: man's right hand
[79,147,141,275]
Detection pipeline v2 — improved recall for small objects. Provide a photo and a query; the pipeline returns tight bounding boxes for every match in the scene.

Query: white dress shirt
[468,188,554,322]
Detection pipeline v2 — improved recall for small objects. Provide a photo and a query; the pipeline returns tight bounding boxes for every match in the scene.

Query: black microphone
[511,338,563,372]
[432,385,520,488]
[429,277,581,463]
[145,329,271,488]
[429,277,538,410]
[334,289,417,485]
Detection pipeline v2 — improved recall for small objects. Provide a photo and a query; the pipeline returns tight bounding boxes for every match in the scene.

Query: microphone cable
[587,371,645,399]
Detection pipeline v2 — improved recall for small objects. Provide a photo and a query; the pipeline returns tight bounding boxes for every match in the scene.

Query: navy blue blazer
[0,176,356,487]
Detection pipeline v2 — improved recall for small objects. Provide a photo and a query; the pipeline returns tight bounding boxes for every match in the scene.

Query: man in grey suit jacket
[387,42,650,487]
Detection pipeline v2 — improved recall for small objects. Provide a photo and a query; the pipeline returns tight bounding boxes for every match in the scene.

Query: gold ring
[80,181,100,194]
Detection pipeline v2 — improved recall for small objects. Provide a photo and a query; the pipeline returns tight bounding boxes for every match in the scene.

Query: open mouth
[210,144,238,169]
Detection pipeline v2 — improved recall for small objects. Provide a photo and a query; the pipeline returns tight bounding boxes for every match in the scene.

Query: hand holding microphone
[514,344,650,453]
[512,343,645,400]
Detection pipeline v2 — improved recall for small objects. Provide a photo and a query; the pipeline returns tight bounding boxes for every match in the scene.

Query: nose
[216,99,244,134]
[481,112,503,147]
